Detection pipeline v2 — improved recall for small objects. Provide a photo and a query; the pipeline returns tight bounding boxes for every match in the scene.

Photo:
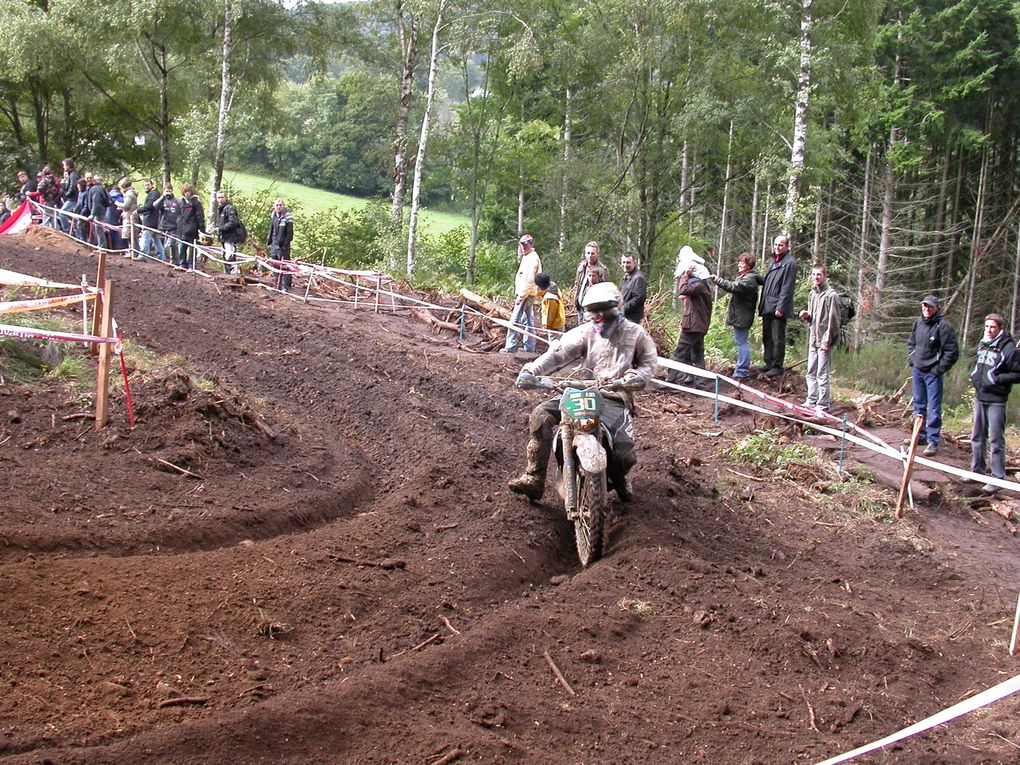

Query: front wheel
[574,468,607,566]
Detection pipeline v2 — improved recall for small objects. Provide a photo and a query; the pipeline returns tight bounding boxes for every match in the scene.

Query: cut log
[460,288,511,319]
[413,309,460,334]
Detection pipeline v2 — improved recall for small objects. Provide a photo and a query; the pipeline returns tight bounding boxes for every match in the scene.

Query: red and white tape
[0,292,97,316]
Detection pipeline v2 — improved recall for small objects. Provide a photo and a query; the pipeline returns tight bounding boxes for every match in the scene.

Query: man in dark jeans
[268,197,294,291]
[757,235,798,378]
[619,252,647,323]
[907,295,959,457]
[969,312,1020,493]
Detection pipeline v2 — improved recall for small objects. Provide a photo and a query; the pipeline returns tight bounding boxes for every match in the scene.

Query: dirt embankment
[1,232,1018,764]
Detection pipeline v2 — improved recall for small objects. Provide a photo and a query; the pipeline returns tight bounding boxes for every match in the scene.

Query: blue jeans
[911,368,944,446]
[733,327,750,378]
[139,229,166,260]
[59,200,75,233]
[504,297,536,352]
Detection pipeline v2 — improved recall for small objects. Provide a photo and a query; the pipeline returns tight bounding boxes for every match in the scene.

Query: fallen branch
[153,457,204,480]
[441,616,461,636]
[543,650,575,696]
[413,308,460,334]
[327,554,406,570]
[430,749,463,765]
[799,684,819,732]
[158,696,209,708]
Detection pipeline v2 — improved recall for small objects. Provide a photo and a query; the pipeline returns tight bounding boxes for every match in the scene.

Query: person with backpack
[215,189,245,274]
[798,263,841,412]
[177,183,205,269]
[267,197,293,290]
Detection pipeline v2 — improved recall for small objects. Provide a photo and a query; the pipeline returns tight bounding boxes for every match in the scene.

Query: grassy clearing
[223,170,469,236]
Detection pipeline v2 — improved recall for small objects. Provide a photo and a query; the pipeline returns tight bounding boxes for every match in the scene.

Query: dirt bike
[521,376,615,566]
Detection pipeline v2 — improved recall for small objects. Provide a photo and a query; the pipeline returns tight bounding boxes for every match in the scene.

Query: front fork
[561,420,578,520]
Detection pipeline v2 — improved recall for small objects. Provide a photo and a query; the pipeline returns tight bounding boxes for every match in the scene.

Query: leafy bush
[724,429,816,470]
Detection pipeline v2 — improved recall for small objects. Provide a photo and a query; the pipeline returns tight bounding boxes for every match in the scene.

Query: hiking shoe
[508,473,544,501]
[981,483,1000,495]
[902,436,927,447]
[764,367,783,379]
[754,364,770,373]
[922,443,938,457]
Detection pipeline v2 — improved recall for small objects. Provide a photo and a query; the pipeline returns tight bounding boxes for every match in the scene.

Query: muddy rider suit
[515,317,658,498]
[970,329,1020,484]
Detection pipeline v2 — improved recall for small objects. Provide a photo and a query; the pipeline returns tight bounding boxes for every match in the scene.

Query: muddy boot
[508,433,553,501]
[610,450,638,503]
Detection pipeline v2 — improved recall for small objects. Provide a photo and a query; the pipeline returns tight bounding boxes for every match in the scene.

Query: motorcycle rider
[509,282,658,503]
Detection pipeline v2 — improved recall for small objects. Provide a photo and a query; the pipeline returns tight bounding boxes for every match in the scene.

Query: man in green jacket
[798,264,841,412]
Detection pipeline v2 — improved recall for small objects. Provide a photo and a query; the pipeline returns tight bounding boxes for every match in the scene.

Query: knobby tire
[574,468,606,566]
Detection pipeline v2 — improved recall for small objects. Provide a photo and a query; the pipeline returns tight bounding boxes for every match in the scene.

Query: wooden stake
[94,279,114,430]
[543,650,575,696]
[90,250,107,356]
[1010,591,1020,657]
[896,414,924,518]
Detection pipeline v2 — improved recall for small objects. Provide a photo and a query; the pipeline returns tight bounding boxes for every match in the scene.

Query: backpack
[236,219,248,244]
[838,293,856,326]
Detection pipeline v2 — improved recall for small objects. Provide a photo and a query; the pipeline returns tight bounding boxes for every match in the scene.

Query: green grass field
[223,170,468,235]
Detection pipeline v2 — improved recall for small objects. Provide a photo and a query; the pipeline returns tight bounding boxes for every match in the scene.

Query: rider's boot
[610,450,638,502]
[508,434,552,501]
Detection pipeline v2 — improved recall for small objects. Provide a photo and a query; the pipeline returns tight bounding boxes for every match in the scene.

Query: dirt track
[1,231,1019,764]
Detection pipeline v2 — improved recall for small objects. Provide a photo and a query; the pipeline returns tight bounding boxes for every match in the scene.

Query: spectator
[16,170,36,202]
[36,167,62,229]
[267,197,294,291]
[117,177,139,258]
[155,184,181,265]
[59,159,80,234]
[86,174,112,249]
[710,252,760,380]
[797,263,841,412]
[136,179,165,261]
[215,189,243,274]
[969,313,1020,494]
[619,253,647,323]
[72,178,90,242]
[666,263,713,388]
[106,182,124,249]
[757,234,799,378]
[534,272,565,340]
[0,198,10,226]
[502,233,542,353]
[907,295,959,457]
[573,241,608,327]
[177,183,205,269]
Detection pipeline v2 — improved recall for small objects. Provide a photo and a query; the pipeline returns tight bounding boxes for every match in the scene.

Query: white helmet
[581,282,620,313]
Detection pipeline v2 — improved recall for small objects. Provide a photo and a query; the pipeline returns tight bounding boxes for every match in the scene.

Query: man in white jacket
[503,233,542,353]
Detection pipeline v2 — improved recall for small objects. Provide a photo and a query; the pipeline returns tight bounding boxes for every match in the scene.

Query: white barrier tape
[0,267,89,291]
[0,293,97,315]
[814,673,1020,765]
[0,322,116,345]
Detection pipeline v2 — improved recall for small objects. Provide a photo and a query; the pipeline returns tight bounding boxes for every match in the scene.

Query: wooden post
[90,250,108,356]
[1010,591,1019,657]
[896,414,924,518]
[94,279,114,430]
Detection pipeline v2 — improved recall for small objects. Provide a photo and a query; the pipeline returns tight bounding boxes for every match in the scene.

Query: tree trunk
[962,139,991,352]
[390,0,418,247]
[680,138,689,235]
[557,87,571,258]
[209,0,235,227]
[406,0,447,277]
[873,124,897,315]
[761,185,771,262]
[854,146,873,349]
[716,119,734,281]
[158,74,172,187]
[928,146,950,288]
[1011,214,1020,334]
[750,169,760,261]
[30,86,48,165]
[944,149,965,293]
[61,87,73,158]
[784,0,813,233]
[4,97,25,147]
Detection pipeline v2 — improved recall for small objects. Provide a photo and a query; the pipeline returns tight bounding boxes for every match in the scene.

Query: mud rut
[1,232,1018,765]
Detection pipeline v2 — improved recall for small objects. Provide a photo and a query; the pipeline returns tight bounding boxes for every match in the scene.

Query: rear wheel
[574,468,607,566]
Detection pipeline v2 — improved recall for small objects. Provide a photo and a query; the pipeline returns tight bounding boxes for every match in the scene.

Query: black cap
[921,295,940,309]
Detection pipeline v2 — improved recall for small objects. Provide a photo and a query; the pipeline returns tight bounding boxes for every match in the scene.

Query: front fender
[573,432,607,474]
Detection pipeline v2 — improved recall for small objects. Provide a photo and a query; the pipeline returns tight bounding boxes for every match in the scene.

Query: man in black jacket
[136,179,166,260]
[215,190,243,274]
[268,197,294,291]
[969,313,1020,494]
[710,252,760,380]
[155,184,181,265]
[86,175,112,249]
[619,253,646,323]
[757,235,798,378]
[907,295,959,456]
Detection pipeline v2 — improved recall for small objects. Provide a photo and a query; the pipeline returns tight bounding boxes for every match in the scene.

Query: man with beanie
[907,295,959,456]
[969,313,1020,494]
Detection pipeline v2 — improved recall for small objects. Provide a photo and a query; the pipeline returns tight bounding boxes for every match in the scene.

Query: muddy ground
[1,230,1018,765]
